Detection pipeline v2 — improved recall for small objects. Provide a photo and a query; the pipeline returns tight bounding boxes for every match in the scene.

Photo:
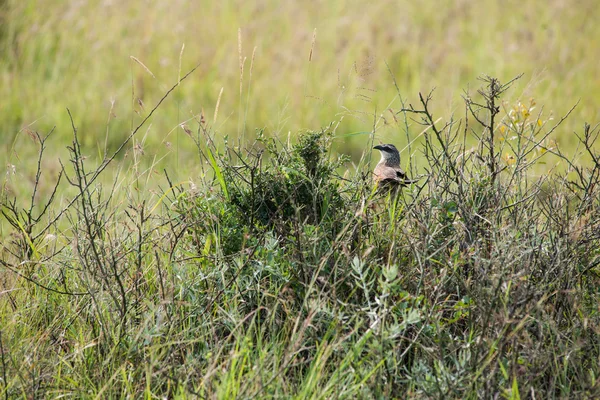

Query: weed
[1,73,599,398]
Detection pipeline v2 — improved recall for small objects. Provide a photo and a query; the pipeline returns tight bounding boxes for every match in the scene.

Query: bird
[372,144,418,190]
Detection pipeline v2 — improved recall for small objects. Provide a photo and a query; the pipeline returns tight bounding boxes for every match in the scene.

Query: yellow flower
[504,153,516,165]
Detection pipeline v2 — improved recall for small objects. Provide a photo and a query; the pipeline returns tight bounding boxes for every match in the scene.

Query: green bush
[229,128,348,228]
[1,75,599,398]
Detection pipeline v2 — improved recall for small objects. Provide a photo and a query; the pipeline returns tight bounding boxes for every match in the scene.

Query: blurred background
[1,0,599,194]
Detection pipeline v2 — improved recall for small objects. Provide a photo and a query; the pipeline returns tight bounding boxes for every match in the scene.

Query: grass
[2,1,600,164]
[1,70,600,397]
[1,1,600,398]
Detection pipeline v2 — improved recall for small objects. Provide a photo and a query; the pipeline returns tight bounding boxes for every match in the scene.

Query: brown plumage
[373,144,418,189]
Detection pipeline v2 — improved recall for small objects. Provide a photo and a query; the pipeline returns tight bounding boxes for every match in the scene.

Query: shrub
[1,74,599,398]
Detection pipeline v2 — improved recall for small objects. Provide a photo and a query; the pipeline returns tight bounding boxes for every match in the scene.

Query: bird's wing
[374,165,404,183]
[396,168,421,184]
[374,165,418,186]
[395,167,408,180]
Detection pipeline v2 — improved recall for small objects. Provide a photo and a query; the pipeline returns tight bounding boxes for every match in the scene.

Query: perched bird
[373,144,418,190]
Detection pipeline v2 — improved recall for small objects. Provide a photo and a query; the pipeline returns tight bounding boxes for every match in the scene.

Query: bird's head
[373,143,400,165]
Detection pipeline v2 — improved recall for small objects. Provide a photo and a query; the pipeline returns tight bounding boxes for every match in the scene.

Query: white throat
[378,152,394,165]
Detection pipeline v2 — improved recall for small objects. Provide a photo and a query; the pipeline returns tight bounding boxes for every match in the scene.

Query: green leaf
[510,376,521,400]
[206,146,229,200]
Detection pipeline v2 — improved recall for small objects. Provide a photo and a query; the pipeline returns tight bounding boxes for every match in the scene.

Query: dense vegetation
[1,73,599,398]
[2,1,600,398]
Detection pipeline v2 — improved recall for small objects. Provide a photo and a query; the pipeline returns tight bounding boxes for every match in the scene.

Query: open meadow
[1,0,600,398]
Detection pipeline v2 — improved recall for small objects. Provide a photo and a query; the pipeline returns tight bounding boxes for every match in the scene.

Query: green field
[2,1,600,163]
[1,0,600,398]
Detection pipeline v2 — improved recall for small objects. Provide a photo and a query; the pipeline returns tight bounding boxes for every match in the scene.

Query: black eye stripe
[376,144,397,153]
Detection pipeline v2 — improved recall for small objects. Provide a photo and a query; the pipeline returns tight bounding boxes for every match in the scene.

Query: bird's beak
[373,145,384,151]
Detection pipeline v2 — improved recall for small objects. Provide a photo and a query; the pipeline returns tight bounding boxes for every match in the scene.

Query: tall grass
[2,0,599,170]
[1,71,599,398]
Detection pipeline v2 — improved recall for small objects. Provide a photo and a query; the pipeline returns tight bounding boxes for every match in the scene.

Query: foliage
[1,74,600,399]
